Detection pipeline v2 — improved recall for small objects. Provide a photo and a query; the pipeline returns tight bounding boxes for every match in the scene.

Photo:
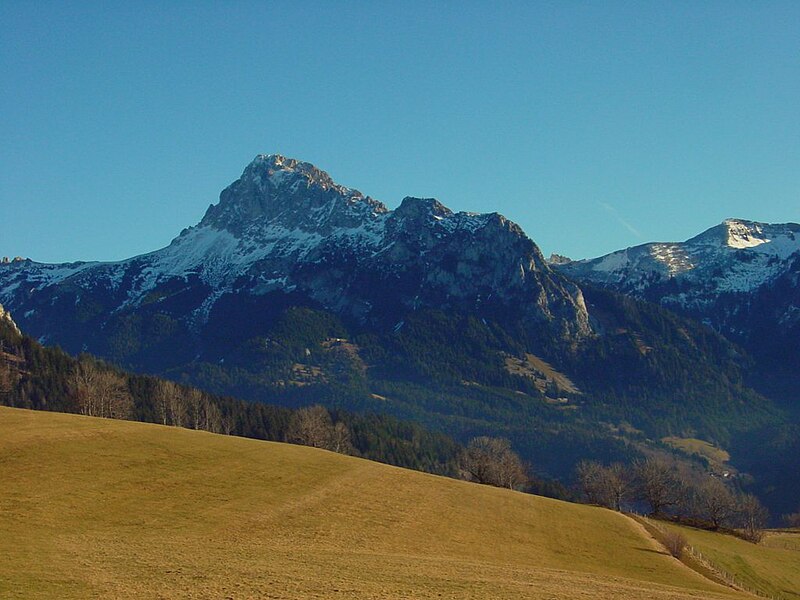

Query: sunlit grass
[659,522,800,599]
[0,407,746,599]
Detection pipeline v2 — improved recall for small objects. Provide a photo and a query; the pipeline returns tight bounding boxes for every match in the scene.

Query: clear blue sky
[2,1,798,263]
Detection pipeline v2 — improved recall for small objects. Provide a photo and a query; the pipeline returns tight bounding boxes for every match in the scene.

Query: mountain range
[0,155,587,348]
[556,219,800,403]
[1,154,797,514]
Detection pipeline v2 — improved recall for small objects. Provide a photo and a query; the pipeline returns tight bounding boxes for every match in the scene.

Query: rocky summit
[0,154,590,355]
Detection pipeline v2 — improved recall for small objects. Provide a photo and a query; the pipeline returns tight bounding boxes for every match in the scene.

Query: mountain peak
[688,218,800,252]
[245,154,342,192]
[396,197,453,220]
[199,154,388,234]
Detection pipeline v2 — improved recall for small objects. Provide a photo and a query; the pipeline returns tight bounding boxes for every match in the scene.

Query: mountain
[556,219,800,400]
[556,220,800,518]
[0,155,589,353]
[557,218,799,314]
[0,156,781,484]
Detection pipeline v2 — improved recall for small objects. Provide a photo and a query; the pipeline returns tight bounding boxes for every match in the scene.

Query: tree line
[454,439,778,545]
[576,456,769,543]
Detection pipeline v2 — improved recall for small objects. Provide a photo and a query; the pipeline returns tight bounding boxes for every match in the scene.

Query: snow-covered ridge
[558,218,800,299]
[1,154,570,328]
[687,218,799,256]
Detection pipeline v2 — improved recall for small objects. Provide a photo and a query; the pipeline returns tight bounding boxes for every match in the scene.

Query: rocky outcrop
[0,304,20,336]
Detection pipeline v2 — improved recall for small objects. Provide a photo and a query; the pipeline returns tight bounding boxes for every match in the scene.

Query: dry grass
[661,437,731,470]
[0,407,746,599]
[765,530,800,552]
[503,352,580,395]
[660,521,800,599]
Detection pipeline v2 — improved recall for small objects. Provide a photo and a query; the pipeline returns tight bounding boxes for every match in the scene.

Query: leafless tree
[694,478,737,530]
[102,370,134,419]
[783,507,800,529]
[287,405,334,448]
[168,384,187,428]
[633,456,685,517]
[288,405,327,445]
[286,405,352,454]
[186,387,204,430]
[576,460,605,504]
[72,361,133,419]
[604,463,630,511]
[737,493,768,543]
[73,360,100,416]
[221,412,236,436]
[203,397,222,433]
[329,421,353,454]
[153,379,180,426]
[662,530,687,559]
[576,460,629,511]
[459,436,528,490]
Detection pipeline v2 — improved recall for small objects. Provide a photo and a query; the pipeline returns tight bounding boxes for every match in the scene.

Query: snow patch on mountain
[557,218,800,330]
[564,219,799,295]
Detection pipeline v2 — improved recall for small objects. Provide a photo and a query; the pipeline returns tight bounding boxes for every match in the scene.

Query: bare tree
[167,384,187,428]
[286,405,353,454]
[153,379,180,426]
[576,461,629,511]
[221,412,236,436]
[459,436,528,490]
[186,388,204,430]
[329,421,353,454]
[633,456,684,517]
[694,478,737,530]
[737,493,768,543]
[287,405,332,448]
[604,463,630,511]
[73,360,101,416]
[662,530,687,559]
[98,370,133,419]
[203,397,222,433]
[72,361,133,419]
[783,507,800,529]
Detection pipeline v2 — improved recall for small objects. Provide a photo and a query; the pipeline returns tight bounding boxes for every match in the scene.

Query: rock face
[0,304,20,336]
[557,219,800,365]
[0,154,590,359]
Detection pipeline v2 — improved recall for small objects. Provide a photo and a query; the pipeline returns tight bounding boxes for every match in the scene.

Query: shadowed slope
[0,407,744,599]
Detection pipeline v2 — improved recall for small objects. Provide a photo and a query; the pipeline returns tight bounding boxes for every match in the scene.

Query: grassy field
[658,522,800,599]
[0,407,750,599]
[661,437,731,470]
[765,530,800,553]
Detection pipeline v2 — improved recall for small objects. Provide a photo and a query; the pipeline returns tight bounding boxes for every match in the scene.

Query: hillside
[0,407,748,599]
[556,219,800,401]
[655,521,800,599]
